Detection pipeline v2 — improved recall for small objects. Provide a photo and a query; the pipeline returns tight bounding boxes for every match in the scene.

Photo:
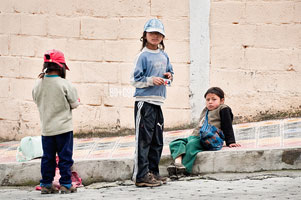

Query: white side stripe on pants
[132,101,144,181]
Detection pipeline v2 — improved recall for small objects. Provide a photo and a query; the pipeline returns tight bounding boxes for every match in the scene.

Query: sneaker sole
[61,190,77,194]
[135,182,161,187]
[156,180,167,184]
[169,175,178,180]
[41,189,59,194]
[60,191,77,194]
[41,191,59,194]
[41,191,51,194]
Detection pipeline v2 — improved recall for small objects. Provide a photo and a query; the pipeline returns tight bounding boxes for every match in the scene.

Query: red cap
[44,49,69,70]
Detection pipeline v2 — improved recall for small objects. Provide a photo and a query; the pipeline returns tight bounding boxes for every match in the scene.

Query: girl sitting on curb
[168,87,241,178]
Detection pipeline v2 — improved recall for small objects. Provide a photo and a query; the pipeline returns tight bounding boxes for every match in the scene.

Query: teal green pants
[169,136,204,173]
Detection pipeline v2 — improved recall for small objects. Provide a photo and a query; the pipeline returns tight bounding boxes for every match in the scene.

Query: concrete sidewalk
[0,118,301,186]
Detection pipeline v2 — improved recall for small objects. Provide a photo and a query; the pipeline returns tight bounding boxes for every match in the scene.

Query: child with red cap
[32,49,80,194]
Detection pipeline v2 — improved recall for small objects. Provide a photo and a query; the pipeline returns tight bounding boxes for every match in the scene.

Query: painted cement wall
[209,0,301,122]
[189,0,210,122]
[0,0,191,140]
[0,0,300,140]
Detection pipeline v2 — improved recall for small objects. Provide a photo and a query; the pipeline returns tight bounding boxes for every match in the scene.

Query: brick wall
[1,0,299,140]
[210,0,301,122]
[0,0,190,140]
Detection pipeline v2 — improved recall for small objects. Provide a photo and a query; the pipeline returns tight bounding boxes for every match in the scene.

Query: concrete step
[0,146,300,186]
[1,117,300,186]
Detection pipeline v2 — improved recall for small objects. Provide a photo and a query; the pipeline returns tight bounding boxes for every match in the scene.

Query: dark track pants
[133,101,164,181]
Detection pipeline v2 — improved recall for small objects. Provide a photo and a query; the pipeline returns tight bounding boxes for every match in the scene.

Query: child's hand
[163,72,172,80]
[153,77,164,85]
[229,143,241,148]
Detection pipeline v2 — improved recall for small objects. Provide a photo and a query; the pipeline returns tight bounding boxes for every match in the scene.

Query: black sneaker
[174,163,186,174]
[151,172,167,184]
[60,185,77,194]
[135,172,162,187]
[41,185,59,194]
[167,163,177,177]
[167,162,186,179]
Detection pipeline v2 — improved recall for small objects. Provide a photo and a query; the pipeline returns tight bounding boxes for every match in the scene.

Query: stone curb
[0,147,300,186]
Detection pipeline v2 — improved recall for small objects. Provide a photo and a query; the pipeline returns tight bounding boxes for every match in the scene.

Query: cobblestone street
[1,172,300,200]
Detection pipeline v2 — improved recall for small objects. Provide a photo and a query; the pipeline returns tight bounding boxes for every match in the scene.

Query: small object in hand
[163,78,171,86]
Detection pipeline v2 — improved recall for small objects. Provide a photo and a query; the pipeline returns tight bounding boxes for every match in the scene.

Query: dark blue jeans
[40,131,74,187]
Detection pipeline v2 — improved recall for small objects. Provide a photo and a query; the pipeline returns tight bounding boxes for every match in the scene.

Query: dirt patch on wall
[234,108,301,124]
